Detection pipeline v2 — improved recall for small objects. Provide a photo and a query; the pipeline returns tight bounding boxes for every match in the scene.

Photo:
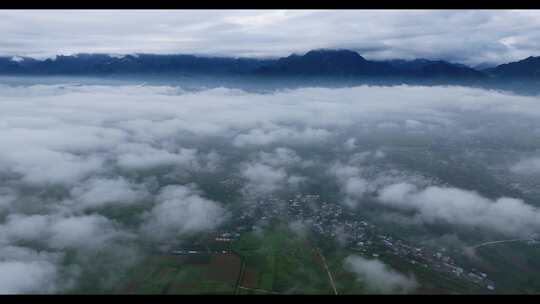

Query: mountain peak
[303,49,366,61]
[257,48,377,76]
[520,56,540,63]
[486,55,540,78]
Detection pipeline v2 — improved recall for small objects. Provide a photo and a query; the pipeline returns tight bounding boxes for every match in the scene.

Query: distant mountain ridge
[254,49,394,77]
[0,49,539,81]
[0,53,273,75]
[483,56,540,78]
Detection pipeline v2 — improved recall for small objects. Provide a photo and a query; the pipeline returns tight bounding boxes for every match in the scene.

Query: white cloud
[68,177,146,210]
[48,215,131,250]
[0,214,50,244]
[0,213,132,251]
[141,185,227,241]
[0,246,72,294]
[200,150,223,172]
[374,150,386,159]
[328,162,361,181]
[0,258,59,294]
[257,147,303,168]
[239,147,307,197]
[510,157,540,175]
[240,162,289,196]
[344,138,357,151]
[344,177,370,200]
[288,220,311,238]
[377,183,540,237]
[233,126,330,148]
[0,188,17,212]
[344,255,418,294]
[376,122,400,129]
[0,148,104,186]
[405,119,423,129]
[115,144,199,171]
[328,161,372,208]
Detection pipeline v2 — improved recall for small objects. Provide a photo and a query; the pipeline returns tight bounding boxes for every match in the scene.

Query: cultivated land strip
[316,248,338,295]
[238,286,280,295]
[472,239,533,249]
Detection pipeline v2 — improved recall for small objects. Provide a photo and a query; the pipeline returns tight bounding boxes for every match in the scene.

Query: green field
[116,252,241,294]
[473,243,540,294]
[231,224,337,294]
[111,221,503,294]
[115,223,340,294]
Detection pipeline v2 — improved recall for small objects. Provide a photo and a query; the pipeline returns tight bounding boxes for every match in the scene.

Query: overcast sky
[1,10,540,66]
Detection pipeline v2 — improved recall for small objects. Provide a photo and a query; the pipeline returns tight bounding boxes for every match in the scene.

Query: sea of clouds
[1,82,540,293]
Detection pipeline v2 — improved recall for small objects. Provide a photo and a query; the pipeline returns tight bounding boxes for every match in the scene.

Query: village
[163,192,515,292]
[232,193,500,290]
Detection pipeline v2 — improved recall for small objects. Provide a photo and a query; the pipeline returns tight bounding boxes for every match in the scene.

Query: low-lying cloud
[1,82,540,293]
[510,157,540,175]
[141,185,227,241]
[377,183,540,237]
[0,246,65,294]
[344,255,418,294]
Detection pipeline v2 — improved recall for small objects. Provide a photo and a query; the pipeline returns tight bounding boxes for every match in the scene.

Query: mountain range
[1,49,539,81]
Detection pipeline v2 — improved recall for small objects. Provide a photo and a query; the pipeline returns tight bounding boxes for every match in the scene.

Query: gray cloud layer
[1,10,540,66]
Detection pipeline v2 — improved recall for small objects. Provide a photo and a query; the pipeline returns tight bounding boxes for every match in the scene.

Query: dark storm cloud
[1,10,540,65]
